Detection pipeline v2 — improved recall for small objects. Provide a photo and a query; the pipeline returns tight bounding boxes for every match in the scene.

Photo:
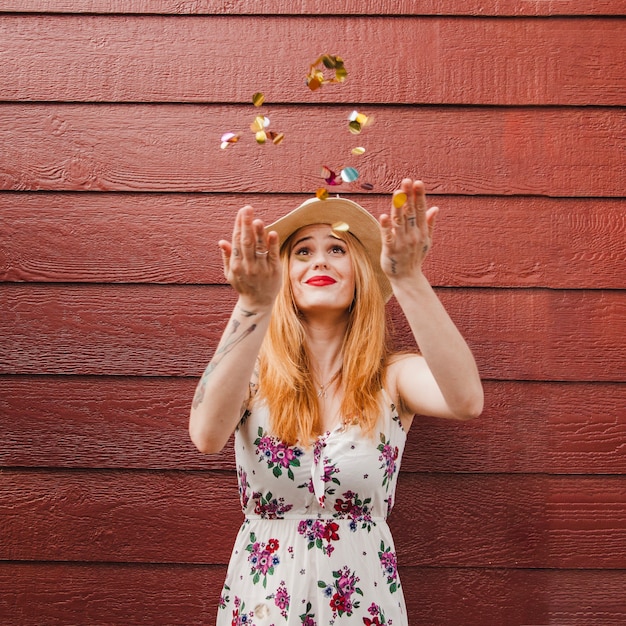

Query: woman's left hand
[379,178,438,281]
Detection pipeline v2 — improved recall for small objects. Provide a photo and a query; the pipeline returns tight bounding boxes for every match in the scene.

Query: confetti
[347,110,373,135]
[220,132,240,149]
[331,221,350,233]
[360,182,374,191]
[267,131,285,145]
[321,165,341,186]
[255,130,267,144]
[306,54,347,91]
[393,192,408,209]
[250,115,270,132]
[340,167,359,183]
[351,146,366,155]
[252,92,265,107]
[316,188,329,200]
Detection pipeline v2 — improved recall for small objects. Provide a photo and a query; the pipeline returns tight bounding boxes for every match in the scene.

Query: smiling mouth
[306,277,337,286]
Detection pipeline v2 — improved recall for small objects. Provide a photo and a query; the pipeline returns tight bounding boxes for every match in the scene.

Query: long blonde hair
[257,228,389,445]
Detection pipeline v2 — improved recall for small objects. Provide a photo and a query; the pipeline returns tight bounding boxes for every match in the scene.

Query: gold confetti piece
[316,188,329,200]
[252,92,265,107]
[250,115,270,132]
[393,192,408,209]
[351,146,366,155]
[267,131,285,145]
[331,221,350,232]
[255,130,267,144]
[348,110,368,125]
[306,54,347,91]
[340,167,359,183]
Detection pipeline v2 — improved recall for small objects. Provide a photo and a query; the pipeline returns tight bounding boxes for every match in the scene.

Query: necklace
[316,367,342,398]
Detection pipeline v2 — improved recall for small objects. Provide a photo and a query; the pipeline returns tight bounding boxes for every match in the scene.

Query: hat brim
[266,196,392,303]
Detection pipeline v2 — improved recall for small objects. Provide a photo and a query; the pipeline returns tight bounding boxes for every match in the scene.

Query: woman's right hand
[218,205,282,308]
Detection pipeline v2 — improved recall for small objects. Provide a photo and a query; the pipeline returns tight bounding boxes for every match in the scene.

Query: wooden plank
[1,284,624,381]
[2,377,626,474]
[1,104,624,196]
[2,192,624,289]
[2,15,625,105]
[2,0,625,16]
[1,562,625,626]
[1,469,625,569]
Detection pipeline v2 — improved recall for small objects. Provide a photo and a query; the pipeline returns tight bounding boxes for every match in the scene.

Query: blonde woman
[190,178,483,625]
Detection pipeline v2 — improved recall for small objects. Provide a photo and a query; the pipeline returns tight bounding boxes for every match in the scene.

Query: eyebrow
[292,233,343,248]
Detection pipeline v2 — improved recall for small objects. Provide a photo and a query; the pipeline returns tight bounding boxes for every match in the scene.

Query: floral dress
[217,391,408,626]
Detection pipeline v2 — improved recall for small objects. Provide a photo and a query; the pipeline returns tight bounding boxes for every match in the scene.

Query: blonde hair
[257,229,389,445]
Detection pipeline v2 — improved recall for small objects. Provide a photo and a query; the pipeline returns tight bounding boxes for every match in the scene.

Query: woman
[189,178,483,625]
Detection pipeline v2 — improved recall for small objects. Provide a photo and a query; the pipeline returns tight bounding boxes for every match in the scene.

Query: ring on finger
[407,215,417,226]
[255,249,269,257]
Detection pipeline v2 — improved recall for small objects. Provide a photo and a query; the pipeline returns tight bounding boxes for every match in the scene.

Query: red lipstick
[305,275,337,286]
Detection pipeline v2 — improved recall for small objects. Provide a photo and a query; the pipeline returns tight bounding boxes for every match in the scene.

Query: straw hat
[266,196,393,302]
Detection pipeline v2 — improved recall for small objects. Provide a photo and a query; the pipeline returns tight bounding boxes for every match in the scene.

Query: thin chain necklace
[316,367,342,398]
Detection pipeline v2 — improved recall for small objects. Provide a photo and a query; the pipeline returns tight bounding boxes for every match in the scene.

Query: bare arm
[189,206,281,453]
[380,179,484,428]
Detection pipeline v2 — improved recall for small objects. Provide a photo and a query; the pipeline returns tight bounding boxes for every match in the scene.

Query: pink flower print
[237,468,250,510]
[273,580,290,618]
[298,519,340,556]
[334,491,374,530]
[245,532,280,588]
[318,566,363,618]
[230,596,254,626]
[252,491,293,519]
[377,434,399,490]
[364,602,389,624]
[378,541,399,593]
[254,427,303,480]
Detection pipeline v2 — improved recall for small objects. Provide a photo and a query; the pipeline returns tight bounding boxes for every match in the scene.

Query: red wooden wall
[1,2,625,624]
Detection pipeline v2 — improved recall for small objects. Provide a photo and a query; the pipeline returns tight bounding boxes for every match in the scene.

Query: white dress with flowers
[217,391,408,626]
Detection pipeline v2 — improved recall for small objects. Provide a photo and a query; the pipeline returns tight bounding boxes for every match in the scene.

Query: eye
[329,244,347,255]
[293,246,311,257]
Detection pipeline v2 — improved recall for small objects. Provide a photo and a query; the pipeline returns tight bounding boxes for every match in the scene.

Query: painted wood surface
[2,193,625,289]
[2,563,625,626]
[3,0,626,16]
[2,284,624,381]
[1,15,624,105]
[1,3,625,625]
[2,377,625,474]
[2,104,625,196]
[2,469,626,569]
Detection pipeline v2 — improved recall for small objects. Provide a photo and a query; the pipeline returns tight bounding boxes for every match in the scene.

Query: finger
[266,230,280,261]
[252,218,270,260]
[239,206,257,262]
[426,206,439,239]
[410,180,428,230]
[218,240,232,278]
[378,214,395,247]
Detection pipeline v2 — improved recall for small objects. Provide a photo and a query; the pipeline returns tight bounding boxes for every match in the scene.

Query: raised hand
[218,205,282,307]
[379,178,438,281]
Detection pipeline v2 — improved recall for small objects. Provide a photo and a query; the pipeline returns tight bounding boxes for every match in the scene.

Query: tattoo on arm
[390,258,398,275]
[238,306,257,317]
[191,321,257,409]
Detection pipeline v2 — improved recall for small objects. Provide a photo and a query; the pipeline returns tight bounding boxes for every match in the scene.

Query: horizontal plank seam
[1,559,625,573]
[2,466,625,479]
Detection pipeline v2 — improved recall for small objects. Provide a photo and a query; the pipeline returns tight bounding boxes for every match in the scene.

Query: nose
[311,250,329,268]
